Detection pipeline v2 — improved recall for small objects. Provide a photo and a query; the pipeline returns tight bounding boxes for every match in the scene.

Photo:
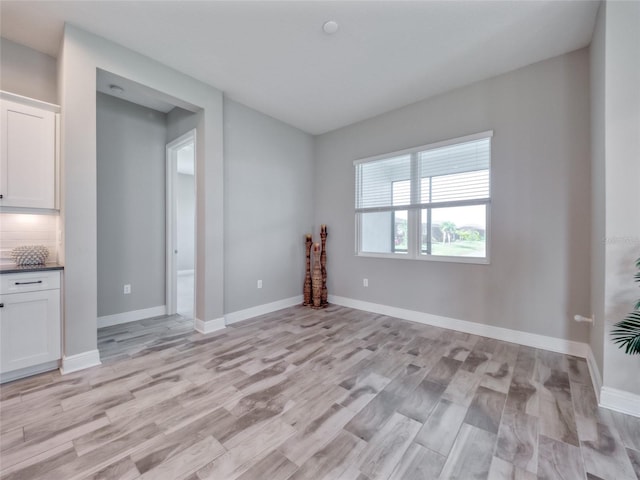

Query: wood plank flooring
[1,305,639,480]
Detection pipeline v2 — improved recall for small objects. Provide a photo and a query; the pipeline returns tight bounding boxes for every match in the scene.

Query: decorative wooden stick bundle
[320,225,328,306]
[311,242,323,308]
[303,234,312,306]
[303,226,329,309]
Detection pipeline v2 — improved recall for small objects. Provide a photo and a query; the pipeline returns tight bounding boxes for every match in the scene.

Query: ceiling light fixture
[109,84,124,94]
[322,20,339,35]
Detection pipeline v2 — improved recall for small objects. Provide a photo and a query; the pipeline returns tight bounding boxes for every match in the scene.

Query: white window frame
[354,131,493,264]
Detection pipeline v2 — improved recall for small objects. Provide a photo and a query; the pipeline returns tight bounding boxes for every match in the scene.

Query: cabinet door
[0,100,56,208]
[0,289,61,374]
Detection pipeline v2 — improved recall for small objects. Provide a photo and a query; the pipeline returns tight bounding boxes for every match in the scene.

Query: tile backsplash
[0,213,60,265]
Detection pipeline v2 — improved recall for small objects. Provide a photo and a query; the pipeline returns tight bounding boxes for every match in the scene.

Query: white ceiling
[0,1,600,135]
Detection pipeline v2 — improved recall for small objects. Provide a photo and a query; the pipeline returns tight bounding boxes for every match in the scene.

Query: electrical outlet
[124,284,131,294]
[363,278,368,287]
[257,280,263,289]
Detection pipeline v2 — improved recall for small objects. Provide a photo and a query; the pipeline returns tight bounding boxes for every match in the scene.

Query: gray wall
[167,107,198,143]
[96,92,167,317]
[0,37,57,103]
[601,1,640,396]
[177,172,195,271]
[590,2,606,379]
[315,49,592,343]
[58,25,224,356]
[224,98,314,313]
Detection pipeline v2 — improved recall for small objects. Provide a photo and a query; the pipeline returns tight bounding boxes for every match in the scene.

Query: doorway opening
[95,70,202,362]
[166,130,196,320]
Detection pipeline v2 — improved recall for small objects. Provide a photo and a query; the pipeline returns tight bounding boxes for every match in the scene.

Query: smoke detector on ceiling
[322,21,339,35]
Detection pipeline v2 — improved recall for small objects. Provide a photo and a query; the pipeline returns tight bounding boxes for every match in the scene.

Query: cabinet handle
[0,194,3,199]
[14,280,43,285]
[0,303,3,308]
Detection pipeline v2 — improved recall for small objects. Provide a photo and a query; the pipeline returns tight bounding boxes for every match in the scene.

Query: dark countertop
[0,263,64,274]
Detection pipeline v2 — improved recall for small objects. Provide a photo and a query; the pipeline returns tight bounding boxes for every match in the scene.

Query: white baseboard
[225,295,303,325]
[1,360,60,384]
[600,386,640,417]
[97,305,167,328]
[329,295,590,358]
[195,317,226,334]
[60,349,101,375]
[585,347,603,403]
[193,295,303,334]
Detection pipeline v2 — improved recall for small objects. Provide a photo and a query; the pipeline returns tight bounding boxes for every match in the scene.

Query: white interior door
[166,130,196,318]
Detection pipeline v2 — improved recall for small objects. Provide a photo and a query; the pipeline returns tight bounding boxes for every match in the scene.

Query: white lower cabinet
[0,271,61,380]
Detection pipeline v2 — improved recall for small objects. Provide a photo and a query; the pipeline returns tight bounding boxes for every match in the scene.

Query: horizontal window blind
[355,133,491,212]
[419,138,490,178]
[430,170,490,203]
[356,154,410,209]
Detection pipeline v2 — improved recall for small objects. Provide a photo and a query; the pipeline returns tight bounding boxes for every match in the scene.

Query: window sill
[356,252,490,265]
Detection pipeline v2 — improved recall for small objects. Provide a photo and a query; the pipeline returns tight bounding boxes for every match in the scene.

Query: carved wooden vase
[311,242,322,308]
[303,234,312,306]
[320,225,328,306]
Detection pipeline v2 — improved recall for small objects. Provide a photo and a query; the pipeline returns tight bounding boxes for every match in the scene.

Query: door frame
[166,129,196,317]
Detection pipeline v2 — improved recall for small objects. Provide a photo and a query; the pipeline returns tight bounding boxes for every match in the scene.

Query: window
[355,131,492,263]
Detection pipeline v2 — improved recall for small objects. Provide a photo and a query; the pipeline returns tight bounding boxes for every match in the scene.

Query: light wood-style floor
[1,305,639,480]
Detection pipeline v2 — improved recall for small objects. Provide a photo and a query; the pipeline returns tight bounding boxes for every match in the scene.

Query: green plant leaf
[611,257,640,355]
[611,311,640,355]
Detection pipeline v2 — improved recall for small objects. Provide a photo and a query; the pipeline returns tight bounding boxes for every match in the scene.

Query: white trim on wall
[195,317,226,334]
[600,387,640,418]
[97,305,167,328]
[586,347,603,403]
[60,349,101,375]
[166,129,197,317]
[225,295,303,325]
[329,295,589,358]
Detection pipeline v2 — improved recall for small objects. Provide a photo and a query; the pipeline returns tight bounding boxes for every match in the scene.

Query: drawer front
[0,271,61,294]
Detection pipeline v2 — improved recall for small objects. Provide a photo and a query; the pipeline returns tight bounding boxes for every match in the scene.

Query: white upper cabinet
[0,92,59,209]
